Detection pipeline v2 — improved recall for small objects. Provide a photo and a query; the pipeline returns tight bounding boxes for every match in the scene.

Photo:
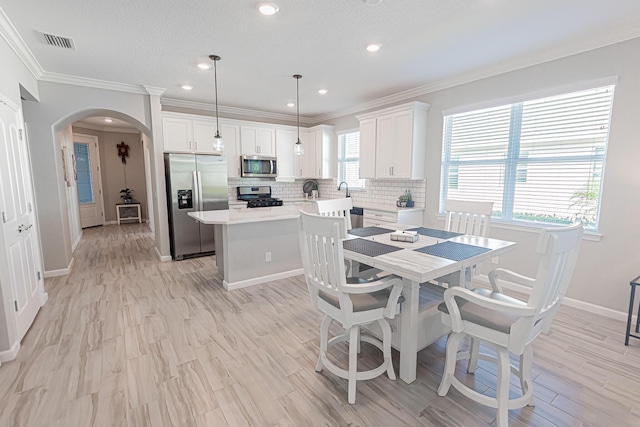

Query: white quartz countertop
[189,205,304,225]
[225,198,423,213]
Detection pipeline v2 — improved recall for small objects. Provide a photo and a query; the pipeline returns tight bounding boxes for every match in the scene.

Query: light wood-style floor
[1,224,639,426]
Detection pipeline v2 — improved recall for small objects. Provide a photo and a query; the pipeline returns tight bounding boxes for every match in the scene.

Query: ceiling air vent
[38,31,76,50]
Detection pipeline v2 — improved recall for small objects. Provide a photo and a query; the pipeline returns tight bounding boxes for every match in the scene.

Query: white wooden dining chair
[298,210,404,404]
[314,198,382,278]
[437,199,494,287]
[437,220,583,427]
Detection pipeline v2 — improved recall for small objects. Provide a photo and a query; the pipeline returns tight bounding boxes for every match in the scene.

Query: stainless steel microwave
[240,155,277,178]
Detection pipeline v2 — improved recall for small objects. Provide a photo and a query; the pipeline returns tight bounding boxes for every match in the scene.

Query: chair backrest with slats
[444,199,494,237]
[315,198,353,230]
[530,220,583,329]
[298,210,351,311]
[510,220,583,352]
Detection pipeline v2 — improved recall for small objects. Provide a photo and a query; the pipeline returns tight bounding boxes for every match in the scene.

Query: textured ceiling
[2,0,640,118]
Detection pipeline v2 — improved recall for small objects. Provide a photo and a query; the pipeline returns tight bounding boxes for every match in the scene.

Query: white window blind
[440,85,615,230]
[338,131,365,189]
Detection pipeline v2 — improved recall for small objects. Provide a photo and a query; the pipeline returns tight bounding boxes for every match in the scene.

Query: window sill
[435,214,602,242]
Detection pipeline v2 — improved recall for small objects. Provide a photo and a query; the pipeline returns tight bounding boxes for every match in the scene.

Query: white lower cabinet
[363,208,423,227]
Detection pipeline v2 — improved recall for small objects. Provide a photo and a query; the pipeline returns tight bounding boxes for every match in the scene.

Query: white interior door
[73,134,104,228]
[0,99,43,342]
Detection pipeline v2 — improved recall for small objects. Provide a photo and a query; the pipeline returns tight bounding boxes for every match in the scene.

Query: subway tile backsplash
[228,178,426,208]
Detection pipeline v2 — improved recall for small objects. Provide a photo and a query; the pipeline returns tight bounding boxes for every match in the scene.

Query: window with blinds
[440,85,615,230]
[338,131,365,189]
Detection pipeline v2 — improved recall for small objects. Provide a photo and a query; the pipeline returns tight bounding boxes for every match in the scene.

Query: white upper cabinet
[241,126,276,156]
[162,113,223,155]
[221,122,241,178]
[163,116,193,152]
[310,125,335,179]
[358,118,377,179]
[275,128,296,181]
[356,101,429,180]
[297,131,316,178]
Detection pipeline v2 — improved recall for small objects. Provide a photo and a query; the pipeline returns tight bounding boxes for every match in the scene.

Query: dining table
[342,223,516,384]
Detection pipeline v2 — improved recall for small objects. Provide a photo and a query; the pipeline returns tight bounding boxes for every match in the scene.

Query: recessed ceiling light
[287,102,295,107]
[257,2,279,15]
[366,43,381,53]
[197,63,211,70]
[363,0,383,5]
[182,85,193,90]
[104,118,113,123]
[318,89,328,95]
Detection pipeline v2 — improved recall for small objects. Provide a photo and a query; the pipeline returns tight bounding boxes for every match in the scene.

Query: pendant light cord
[296,76,300,142]
[214,57,220,136]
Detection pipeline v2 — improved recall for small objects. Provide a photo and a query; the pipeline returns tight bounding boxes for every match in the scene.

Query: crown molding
[160,98,315,125]
[313,23,640,123]
[73,122,140,134]
[143,85,166,96]
[0,7,43,78]
[39,72,150,94]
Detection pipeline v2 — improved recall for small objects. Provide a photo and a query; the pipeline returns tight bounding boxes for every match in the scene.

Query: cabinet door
[222,123,241,177]
[192,120,219,154]
[255,127,276,156]
[375,114,394,178]
[240,126,258,155]
[358,118,376,178]
[163,117,193,152]
[298,131,317,178]
[275,128,296,181]
[390,110,414,178]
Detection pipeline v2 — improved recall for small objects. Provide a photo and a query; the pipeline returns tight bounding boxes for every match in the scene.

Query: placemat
[348,226,391,238]
[414,241,490,261]
[407,227,463,240]
[343,238,403,257]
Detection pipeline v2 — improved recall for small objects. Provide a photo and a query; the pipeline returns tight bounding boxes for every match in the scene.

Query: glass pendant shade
[293,74,303,155]
[213,132,224,152]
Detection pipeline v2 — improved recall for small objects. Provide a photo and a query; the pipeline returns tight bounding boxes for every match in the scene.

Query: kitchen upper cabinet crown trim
[355,101,430,121]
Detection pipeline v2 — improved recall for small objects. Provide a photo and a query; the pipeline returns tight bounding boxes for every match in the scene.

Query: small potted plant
[120,188,133,204]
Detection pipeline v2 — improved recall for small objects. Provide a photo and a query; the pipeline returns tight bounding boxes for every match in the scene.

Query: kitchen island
[189,205,308,290]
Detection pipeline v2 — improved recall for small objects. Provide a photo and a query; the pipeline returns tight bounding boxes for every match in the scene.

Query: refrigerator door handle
[196,171,204,211]
[193,170,199,211]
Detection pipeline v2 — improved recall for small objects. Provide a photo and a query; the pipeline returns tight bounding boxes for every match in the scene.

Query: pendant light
[293,74,304,155]
[209,54,224,152]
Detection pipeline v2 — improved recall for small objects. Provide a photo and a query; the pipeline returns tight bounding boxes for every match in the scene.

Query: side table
[625,275,640,345]
[116,203,142,225]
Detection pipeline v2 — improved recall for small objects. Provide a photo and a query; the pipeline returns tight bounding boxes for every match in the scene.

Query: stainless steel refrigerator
[164,153,229,260]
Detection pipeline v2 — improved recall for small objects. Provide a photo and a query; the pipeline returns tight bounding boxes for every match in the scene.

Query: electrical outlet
[492,256,499,264]
[265,252,272,262]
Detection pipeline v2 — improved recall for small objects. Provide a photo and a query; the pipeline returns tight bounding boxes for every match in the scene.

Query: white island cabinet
[189,206,303,290]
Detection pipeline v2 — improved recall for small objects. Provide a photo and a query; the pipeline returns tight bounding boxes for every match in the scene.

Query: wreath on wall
[117,141,130,164]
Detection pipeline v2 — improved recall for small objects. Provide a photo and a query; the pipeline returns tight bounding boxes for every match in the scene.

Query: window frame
[439,79,616,232]
[337,128,365,190]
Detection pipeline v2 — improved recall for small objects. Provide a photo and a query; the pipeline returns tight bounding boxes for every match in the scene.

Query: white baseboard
[155,246,172,262]
[105,220,118,225]
[71,230,83,252]
[224,268,304,291]
[474,274,632,322]
[43,257,75,278]
[0,340,20,363]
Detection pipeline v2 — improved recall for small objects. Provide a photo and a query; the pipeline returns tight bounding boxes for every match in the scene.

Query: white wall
[326,37,640,314]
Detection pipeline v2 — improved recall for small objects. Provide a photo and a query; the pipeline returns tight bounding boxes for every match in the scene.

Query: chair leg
[467,337,480,373]
[378,319,396,380]
[438,332,464,396]
[348,326,359,404]
[495,347,511,427]
[356,327,361,354]
[519,345,535,407]
[316,315,332,372]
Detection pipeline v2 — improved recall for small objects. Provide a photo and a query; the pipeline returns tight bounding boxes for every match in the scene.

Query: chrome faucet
[338,181,350,198]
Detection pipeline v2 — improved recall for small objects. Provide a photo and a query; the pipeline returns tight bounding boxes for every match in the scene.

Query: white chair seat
[437,288,526,333]
[320,277,405,312]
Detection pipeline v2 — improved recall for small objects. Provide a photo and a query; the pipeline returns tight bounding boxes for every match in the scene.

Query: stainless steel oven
[240,155,277,178]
